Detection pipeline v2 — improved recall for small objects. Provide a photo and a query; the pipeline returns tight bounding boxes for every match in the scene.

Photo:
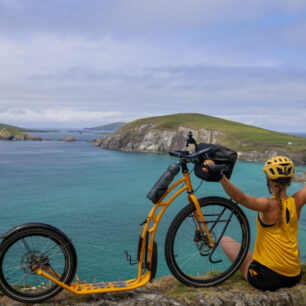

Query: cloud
[0,1,305,131]
[0,108,125,127]
[285,22,306,48]
[1,0,306,36]
[0,33,305,131]
[215,113,306,133]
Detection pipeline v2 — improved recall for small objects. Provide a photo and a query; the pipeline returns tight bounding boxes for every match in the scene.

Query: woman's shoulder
[293,186,306,217]
[293,185,306,203]
[257,196,275,211]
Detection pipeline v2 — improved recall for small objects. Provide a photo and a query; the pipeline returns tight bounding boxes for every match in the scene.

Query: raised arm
[293,185,306,219]
[203,160,271,212]
[220,176,271,212]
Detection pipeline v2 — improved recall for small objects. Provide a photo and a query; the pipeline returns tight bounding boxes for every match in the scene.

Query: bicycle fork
[183,171,215,249]
[189,192,238,264]
[189,194,215,248]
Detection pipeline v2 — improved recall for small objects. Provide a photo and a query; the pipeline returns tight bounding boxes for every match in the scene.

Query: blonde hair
[272,179,291,226]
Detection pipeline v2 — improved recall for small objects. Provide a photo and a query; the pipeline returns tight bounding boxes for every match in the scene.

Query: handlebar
[169,148,211,161]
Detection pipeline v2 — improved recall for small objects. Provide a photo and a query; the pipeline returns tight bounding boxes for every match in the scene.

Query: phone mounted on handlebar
[186,131,198,151]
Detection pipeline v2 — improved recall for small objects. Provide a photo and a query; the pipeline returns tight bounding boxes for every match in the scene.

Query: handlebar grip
[169,151,178,157]
[205,164,228,171]
[168,150,189,158]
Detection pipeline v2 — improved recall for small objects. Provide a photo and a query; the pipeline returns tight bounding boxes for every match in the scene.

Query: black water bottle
[147,163,180,204]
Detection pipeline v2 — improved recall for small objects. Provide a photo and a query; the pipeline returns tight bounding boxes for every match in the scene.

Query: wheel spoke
[3,266,23,276]
[21,239,32,254]
[177,251,199,268]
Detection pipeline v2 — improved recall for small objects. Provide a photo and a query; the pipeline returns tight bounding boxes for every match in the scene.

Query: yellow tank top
[252,196,301,277]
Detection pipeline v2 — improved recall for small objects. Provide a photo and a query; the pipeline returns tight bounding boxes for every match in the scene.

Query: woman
[204,156,305,291]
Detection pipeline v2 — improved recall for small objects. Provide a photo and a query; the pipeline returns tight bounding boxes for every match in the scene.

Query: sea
[0,129,305,283]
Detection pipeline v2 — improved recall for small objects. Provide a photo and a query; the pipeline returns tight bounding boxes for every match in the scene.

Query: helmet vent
[270,169,275,175]
[276,168,283,175]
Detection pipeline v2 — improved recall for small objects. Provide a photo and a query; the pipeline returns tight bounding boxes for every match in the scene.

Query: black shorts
[247,261,302,291]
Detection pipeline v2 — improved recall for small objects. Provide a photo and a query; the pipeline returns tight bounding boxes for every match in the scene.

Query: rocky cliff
[237,148,306,166]
[0,128,42,141]
[294,171,306,183]
[57,136,77,142]
[96,125,223,153]
[95,123,306,165]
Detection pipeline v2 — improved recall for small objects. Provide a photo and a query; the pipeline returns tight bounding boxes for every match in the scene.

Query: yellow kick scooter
[0,132,250,303]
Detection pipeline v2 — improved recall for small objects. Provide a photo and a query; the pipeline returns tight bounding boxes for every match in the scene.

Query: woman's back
[254,196,300,277]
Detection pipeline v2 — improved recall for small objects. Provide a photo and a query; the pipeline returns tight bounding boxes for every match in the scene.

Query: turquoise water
[0,133,305,283]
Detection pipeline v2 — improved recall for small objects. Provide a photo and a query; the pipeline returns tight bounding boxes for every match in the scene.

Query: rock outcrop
[294,171,306,183]
[57,136,77,142]
[237,148,306,166]
[0,128,42,141]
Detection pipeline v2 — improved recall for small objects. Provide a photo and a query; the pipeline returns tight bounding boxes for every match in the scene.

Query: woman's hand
[202,159,215,172]
[203,160,227,181]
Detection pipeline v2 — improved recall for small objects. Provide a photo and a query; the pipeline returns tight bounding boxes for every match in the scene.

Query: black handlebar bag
[194,143,237,182]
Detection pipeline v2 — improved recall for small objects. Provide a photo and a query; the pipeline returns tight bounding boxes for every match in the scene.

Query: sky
[0,0,305,132]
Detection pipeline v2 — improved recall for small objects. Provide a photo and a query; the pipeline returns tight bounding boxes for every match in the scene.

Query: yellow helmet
[263,156,294,180]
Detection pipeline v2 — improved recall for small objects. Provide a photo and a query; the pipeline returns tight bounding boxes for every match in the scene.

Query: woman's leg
[220,236,253,280]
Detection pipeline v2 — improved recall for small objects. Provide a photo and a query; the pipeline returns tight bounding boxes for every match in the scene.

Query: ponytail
[275,184,285,226]
[272,177,291,226]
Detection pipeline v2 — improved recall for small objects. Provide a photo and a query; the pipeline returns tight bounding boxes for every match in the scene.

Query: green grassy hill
[87,122,126,130]
[0,123,39,132]
[118,113,305,152]
[0,127,28,138]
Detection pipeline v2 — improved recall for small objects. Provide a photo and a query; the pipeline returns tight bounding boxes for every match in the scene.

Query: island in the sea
[0,127,42,141]
[86,121,126,131]
[94,113,306,165]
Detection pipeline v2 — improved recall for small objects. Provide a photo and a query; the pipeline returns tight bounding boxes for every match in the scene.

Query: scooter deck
[71,279,139,294]
[36,268,151,294]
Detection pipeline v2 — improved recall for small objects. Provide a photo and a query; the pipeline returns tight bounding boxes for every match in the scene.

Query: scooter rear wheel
[0,227,77,303]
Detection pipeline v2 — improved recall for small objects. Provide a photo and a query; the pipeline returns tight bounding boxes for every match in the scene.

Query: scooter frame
[32,169,214,295]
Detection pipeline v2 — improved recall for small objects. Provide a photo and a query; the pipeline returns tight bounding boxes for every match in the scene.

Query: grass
[2,127,28,138]
[147,263,306,298]
[2,265,306,304]
[116,113,306,152]
[145,271,251,299]
[0,123,46,132]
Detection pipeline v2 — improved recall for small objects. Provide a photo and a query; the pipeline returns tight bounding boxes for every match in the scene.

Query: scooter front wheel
[165,196,250,287]
[0,226,77,303]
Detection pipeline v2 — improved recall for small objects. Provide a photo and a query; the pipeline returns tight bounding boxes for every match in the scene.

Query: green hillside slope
[88,122,126,130]
[0,123,39,132]
[118,113,305,152]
